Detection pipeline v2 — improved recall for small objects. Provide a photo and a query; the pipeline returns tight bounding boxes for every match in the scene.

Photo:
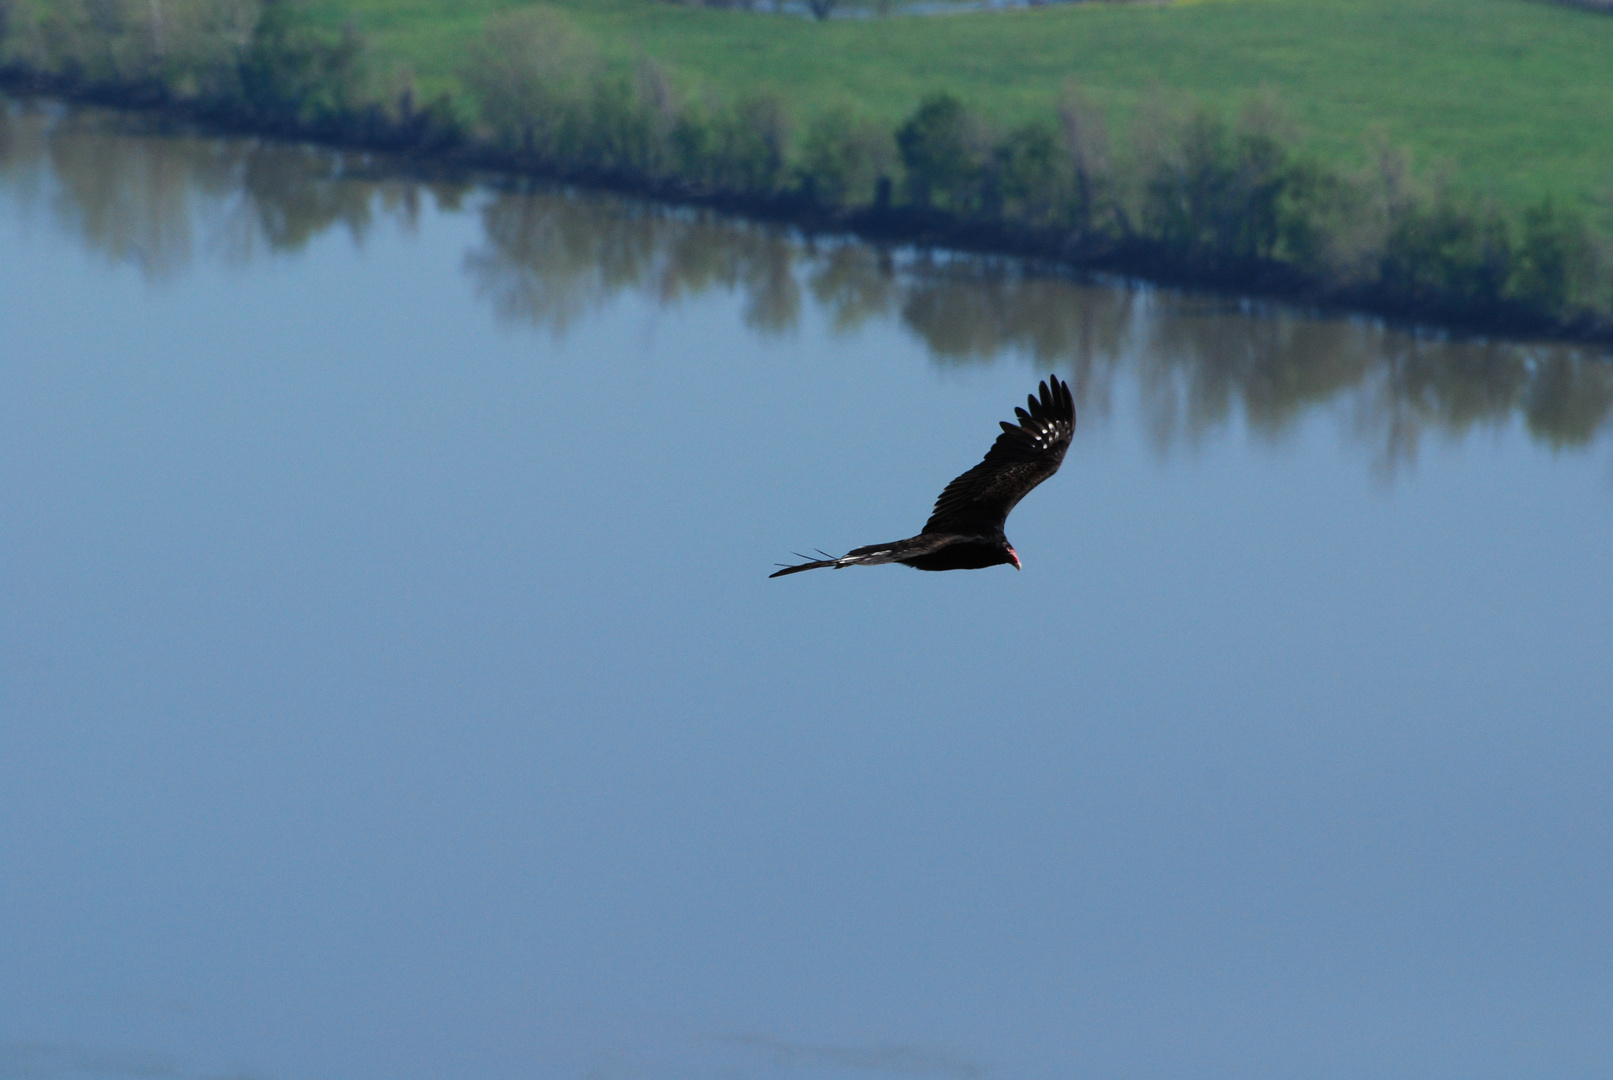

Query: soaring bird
[771,375,1076,577]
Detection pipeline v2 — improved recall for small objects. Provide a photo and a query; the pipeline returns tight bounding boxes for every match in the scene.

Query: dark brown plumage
[771,375,1076,577]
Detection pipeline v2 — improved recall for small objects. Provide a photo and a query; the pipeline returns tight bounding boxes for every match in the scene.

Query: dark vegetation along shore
[3,0,1612,340]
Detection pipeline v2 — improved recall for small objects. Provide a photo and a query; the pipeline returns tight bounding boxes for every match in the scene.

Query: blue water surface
[2,103,1610,1080]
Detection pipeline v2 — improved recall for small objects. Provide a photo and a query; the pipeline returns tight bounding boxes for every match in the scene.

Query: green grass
[304,0,1613,210]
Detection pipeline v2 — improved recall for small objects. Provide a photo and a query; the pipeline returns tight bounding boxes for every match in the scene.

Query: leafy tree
[461,7,595,160]
[1509,198,1595,319]
[238,0,364,124]
[799,105,895,208]
[1132,99,1303,262]
[1381,190,1514,314]
[709,94,791,193]
[1057,85,1114,237]
[671,102,714,184]
[988,120,1062,224]
[896,92,984,211]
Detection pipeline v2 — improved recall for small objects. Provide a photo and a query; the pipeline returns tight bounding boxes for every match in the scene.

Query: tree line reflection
[5,99,1610,474]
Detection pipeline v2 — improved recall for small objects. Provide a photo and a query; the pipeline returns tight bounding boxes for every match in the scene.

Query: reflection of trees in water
[465,190,800,336]
[239,144,375,253]
[5,97,1609,467]
[0,102,52,213]
[3,102,227,277]
[805,243,899,334]
[466,190,1612,464]
[889,263,1130,428]
[0,101,461,275]
[1339,336,1613,475]
[1525,354,1613,447]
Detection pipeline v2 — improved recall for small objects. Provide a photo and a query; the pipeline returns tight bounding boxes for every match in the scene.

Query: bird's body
[771,376,1075,577]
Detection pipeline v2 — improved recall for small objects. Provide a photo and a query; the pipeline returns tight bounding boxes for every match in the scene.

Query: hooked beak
[1008,547,1021,570]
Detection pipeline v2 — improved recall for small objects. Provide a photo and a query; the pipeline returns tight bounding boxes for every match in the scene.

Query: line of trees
[9,96,1605,463]
[2,0,1610,336]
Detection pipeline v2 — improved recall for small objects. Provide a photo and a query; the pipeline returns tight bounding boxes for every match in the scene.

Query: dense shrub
[708,92,790,192]
[1510,199,1600,319]
[1380,189,1515,315]
[460,6,592,160]
[668,97,713,183]
[238,0,363,123]
[1056,85,1114,238]
[1132,100,1298,262]
[798,104,893,208]
[986,120,1062,225]
[1,0,255,93]
[896,92,987,211]
[653,90,792,193]
[459,7,792,190]
[579,66,669,177]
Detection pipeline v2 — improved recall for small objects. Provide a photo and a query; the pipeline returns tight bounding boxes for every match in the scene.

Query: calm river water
[3,101,1611,1080]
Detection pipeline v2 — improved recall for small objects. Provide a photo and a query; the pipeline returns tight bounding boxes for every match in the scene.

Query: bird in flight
[771,375,1076,577]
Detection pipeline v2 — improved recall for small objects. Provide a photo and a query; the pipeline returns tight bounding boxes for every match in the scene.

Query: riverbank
[3,0,1611,342]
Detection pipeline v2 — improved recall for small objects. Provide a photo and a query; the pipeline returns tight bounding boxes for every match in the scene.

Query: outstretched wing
[921,376,1075,537]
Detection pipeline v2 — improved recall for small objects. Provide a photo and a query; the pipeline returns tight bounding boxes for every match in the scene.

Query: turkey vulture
[771,375,1075,577]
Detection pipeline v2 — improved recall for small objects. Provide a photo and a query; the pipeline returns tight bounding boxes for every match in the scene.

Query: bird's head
[1006,545,1021,570]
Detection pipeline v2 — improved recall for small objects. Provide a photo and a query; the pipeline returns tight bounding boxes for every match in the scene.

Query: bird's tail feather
[769,545,898,578]
[769,559,839,577]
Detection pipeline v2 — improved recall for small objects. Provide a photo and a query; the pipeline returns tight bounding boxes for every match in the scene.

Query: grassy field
[301,0,1613,211]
